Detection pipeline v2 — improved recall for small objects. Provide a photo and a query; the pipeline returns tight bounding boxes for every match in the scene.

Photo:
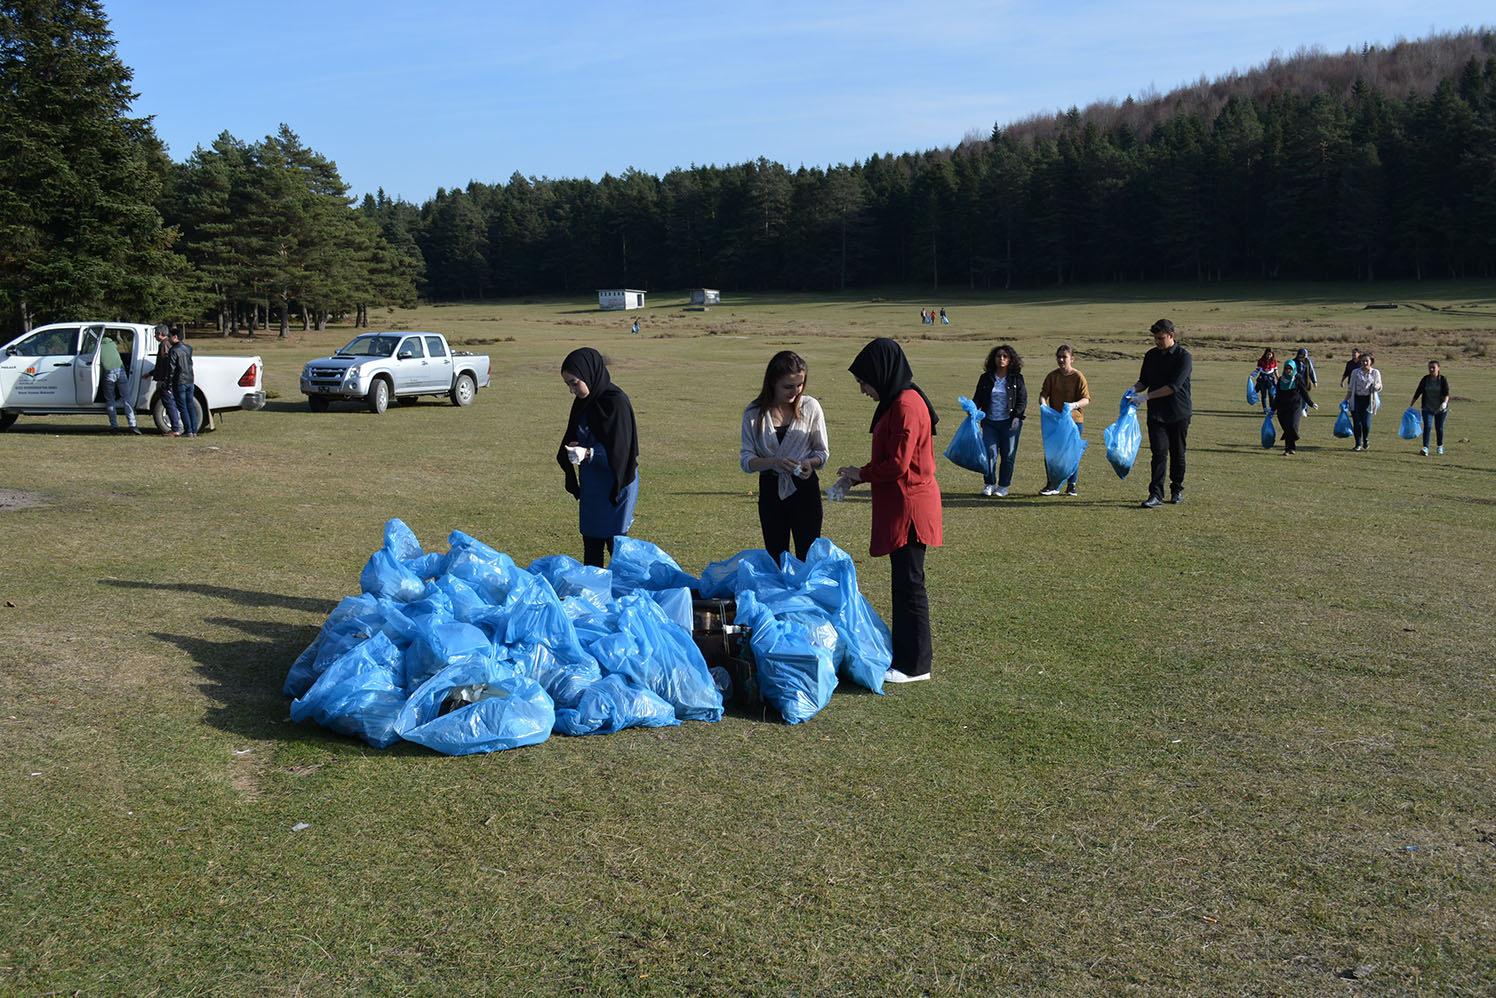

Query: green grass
[2,284,1494,995]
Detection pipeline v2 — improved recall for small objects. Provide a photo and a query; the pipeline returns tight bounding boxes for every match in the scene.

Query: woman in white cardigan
[740,351,830,562]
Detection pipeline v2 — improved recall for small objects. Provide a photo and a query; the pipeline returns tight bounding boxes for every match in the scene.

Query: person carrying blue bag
[1038,344,1090,495]
[1131,319,1192,508]
[1410,360,1451,455]
[974,344,1026,497]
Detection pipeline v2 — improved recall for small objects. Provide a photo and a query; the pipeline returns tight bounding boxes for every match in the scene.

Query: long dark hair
[751,350,806,431]
[1257,348,1276,367]
[985,344,1022,376]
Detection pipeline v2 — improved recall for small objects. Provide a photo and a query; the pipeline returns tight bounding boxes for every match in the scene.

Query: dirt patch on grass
[0,488,49,511]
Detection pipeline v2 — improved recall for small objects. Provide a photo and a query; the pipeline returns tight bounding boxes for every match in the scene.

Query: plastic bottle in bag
[827,477,853,502]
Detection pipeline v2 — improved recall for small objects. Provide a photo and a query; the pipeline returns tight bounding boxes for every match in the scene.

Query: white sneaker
[996,486,1009,497]
[980,484,996,496]
[1420,447,1428,456]
[884,668,931,684]
[1038,487,1061,496]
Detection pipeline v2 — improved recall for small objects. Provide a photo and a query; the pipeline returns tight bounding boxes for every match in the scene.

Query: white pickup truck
[0,322,265,433]
[299,331,492,413]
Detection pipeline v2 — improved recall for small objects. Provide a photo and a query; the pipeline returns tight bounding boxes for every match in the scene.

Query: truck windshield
[336,335,399,357]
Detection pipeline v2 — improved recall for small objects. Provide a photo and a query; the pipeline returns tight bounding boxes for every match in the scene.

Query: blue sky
[106,0,1490,203]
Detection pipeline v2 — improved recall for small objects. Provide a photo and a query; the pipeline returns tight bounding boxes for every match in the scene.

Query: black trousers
[1276,389,1302,452]
[582,535,615,568]
[758,471,823,562]
[888,527,932,676]
[1147,418,1189,499]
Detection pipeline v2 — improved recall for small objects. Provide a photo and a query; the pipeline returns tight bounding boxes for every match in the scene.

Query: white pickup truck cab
[299,331,492,413]
[0,322,265,433]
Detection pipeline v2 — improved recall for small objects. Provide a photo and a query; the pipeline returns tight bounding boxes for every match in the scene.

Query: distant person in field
[739,350,828,562]
[1294,348,1318,409]
[1132,318,1192,508]
[836,338,942,684]
[920,308,927,324]
[1252,348,1279,412]
[939,307,948,325]
[1410,360,1451,456]
[1340,348,1363,387]
[1038,344,1090,495]
[557,348,639,567]
[631,318,639,335]
[1343,351,1383,451]
[99,330,140,434]
[1274,354,1304,456]
[975,344,1026,497]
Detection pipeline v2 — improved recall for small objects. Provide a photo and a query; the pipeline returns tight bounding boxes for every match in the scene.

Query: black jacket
[974,370,1027,422]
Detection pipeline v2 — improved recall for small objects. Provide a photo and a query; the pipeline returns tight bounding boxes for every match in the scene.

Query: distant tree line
[2,3,1493,340]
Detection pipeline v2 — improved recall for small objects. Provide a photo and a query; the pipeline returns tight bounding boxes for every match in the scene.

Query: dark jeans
[758,471,822,562]
[1421,409,1446,448]
[582,535,615,568]
[888,526,931,676]
[1351,395,1373,446]
[159,381,180,431]
[172,382,198,435]
[1146,418,1189,500]
[1276,389,1301,452]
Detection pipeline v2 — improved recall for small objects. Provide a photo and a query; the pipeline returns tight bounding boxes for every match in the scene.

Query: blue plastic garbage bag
[406,618,494,693]
[382,518,423,560]
[1103,393,1142,479]
[359,547,426,602]
[442,531,523,605]
[942,396,992,477]
[528,555,613,604]
[508,640,601,709]
[608,536,699,595]
[1333,401,1354,438]
[697,548,781,599]
[553,674,679,736]
[1247,375,1259,406]
[735,592,837,724]
[395,659,554,755]
[290,631,407,748]
[651,586,694,632]
[1041,402,1088,490]
[1261,410,1277,449]
[588,594,723,722]
[433,575,488,623]
[285,594,417,698]
[1398,407,1423,440]
[798,538,889,692]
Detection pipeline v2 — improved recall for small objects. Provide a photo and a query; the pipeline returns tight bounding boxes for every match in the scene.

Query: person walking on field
[1340,348,1362,388]
[99,330,140,434]
[1274,355,1304,456]
[739,350,829,562]
[1132,319,1192,508]
[974,344,1026,497]
[1038,344,1090,495]
[1344,352,1383,452]
[1410,360,1451,456]
[836,338,942,684]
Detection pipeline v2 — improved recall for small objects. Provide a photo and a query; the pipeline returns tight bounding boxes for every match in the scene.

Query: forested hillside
[2,1,1493,338]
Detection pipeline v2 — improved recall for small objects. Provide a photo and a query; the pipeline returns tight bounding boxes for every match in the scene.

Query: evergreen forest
[2,0,1494,340]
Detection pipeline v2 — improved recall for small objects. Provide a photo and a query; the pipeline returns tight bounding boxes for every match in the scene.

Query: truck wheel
[450,373,476,407]
[150,392,206,433]
[366,378,390,414]
[308,395,330,412]
[0,411,17,431]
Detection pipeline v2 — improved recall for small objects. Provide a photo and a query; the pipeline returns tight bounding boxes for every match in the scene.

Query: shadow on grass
[100,578,337,615]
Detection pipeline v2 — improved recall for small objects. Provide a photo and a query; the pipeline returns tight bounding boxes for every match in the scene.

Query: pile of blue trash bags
[284,520,894,754]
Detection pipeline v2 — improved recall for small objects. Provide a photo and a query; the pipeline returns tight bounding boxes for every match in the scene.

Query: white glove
[566,446,589,465]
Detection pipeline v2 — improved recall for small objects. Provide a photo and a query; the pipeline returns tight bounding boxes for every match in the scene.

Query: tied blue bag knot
[1040,401,1088,491]
[1103,392,1142,479]
[1261,411,1276,449]
[942,395,992,477]
[1398,407,1423,440]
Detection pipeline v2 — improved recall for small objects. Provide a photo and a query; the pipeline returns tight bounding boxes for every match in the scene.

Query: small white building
[689,288,721,306]
[598,289,646,310]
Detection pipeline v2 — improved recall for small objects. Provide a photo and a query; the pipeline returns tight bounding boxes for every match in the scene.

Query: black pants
[1276,389,1302,452]
[1147,418,1189,499]
[582,535,615,568]
[888,527,932,676]
[758,471,822,562]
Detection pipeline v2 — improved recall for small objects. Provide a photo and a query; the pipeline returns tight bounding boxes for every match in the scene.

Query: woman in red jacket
[836,338,943,683]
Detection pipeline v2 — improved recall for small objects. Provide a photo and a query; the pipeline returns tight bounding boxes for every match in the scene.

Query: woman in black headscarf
[835,338,943,684]
[557,348,639,567]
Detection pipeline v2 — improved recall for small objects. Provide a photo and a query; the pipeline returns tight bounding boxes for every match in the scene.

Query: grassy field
[1,283,1493,996]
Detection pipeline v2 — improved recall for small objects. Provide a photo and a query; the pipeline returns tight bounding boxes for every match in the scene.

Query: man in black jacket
[1131,319,1192,508]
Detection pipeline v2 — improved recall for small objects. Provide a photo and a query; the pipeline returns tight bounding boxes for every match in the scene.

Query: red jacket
[859,389,943,557]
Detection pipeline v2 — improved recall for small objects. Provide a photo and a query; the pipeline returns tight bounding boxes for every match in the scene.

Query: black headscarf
[848,337,939,435]
[557,348,639,503]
